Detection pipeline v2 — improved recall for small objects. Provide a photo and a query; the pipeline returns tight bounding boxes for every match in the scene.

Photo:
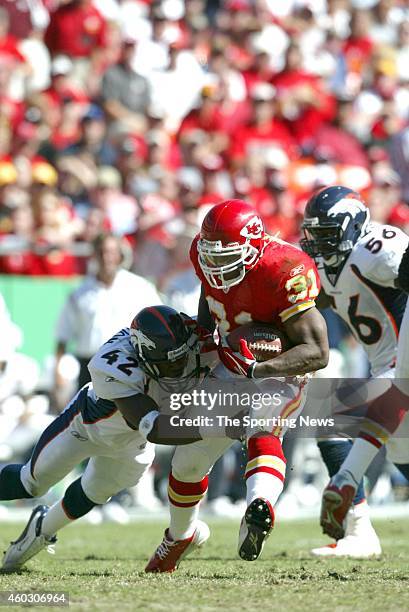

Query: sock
[344,499,375,538]
[168,473,208,540]
[364,383,409,428]
[395,463,409,481]
[245,434,286,507]
[318,440,365,505]
[0,464,33,500]
[351,499,370,520]
[41,501,72,538]
[41,478,97,537]
[339,436,382,486]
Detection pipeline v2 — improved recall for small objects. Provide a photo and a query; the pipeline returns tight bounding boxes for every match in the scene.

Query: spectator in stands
[90,166,139,236]
[54,232,162,398]
[44,0,107,91]
[101,38,150,132]
[63,104,116,166]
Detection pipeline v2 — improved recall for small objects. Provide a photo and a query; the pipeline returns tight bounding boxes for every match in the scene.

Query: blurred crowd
[1,0,409,517]
[0,0,409,288]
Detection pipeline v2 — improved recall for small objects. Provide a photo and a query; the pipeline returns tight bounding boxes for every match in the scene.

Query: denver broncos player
[301,185,409,549]
[146,200,329,572]
[1,306,222,572]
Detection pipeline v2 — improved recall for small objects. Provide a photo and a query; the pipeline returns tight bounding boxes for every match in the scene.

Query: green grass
[0,518,408,611]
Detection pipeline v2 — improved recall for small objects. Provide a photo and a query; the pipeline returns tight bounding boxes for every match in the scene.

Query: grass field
[0,518,408,611]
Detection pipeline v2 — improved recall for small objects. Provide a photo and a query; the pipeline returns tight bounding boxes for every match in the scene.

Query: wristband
[138,410,160,440]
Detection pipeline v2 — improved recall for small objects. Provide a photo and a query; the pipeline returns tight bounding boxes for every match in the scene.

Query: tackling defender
[0,305,225,572]
[146,199,329,573]
[301,185,409,547]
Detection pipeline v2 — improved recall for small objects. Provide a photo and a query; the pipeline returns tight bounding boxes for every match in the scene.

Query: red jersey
[190,234,320,336]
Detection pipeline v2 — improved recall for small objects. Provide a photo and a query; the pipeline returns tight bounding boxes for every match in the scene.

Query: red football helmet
[197,199,265,289]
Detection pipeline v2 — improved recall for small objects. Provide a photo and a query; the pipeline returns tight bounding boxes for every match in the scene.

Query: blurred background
[0,0,408,523]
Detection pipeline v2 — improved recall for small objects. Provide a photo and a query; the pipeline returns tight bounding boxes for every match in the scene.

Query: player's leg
[321,370,407,539]
[2,391,97,571]
[41,433,155,537]
[146,437,234,573]
[0,389,88,502]
[385,414,409,482]
[237,381,306,561]
[311,440,381,558]
[335,301,409,491]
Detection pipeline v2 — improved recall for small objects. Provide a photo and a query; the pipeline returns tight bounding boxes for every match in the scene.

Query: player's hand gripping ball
[227,322,290,362]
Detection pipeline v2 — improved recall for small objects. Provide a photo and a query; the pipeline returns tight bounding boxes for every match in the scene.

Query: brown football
[227,322,290,362]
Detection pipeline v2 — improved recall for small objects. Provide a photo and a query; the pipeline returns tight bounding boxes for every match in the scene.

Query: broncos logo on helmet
[130,306,201,392]
[300,185,370,270]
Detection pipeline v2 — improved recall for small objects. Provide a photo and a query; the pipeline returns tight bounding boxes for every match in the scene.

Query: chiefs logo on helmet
[240,216,263,240]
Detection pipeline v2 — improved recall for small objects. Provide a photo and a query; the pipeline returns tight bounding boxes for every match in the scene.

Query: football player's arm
[114,394,213,445]
[197,285,216,333]
[252,307,329,378]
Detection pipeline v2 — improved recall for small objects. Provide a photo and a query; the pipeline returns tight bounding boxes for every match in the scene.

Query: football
[226,322,290,362]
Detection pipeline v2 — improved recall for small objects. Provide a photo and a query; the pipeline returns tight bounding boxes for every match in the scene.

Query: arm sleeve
[88,360,145,401]
[363,229,409,288]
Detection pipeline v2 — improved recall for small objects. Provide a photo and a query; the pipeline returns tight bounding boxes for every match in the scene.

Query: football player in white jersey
[301,185,409,553]
[0,305,223,572]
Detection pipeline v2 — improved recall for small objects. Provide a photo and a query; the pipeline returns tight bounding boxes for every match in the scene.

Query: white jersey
[320,223,409,376]
[84,325,217,430]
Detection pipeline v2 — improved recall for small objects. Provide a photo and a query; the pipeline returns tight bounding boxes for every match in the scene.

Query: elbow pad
[397,244,409,293]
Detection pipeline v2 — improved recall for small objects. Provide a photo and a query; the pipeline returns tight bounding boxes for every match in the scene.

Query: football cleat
[320,471,358,540]
[2,505,57,572]
[238,498,274,561]
[145,520,210,573]
[312,502,382,558]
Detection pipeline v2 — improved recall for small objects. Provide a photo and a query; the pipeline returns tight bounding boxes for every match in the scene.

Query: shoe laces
[155,537,176,560]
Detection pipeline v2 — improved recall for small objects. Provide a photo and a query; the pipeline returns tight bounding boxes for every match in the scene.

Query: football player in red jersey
[146,200,329,573]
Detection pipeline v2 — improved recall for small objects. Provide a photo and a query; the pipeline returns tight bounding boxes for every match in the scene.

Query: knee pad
[172,445,213,482]
[19,463,50,498]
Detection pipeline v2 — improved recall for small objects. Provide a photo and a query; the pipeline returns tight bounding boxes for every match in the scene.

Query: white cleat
[312,501,382,559]
[2,505,57,572]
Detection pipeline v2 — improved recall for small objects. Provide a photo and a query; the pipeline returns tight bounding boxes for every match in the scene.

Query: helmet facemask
[198,238,259,289]
[301,214,368,269]
[301,186,370,271]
